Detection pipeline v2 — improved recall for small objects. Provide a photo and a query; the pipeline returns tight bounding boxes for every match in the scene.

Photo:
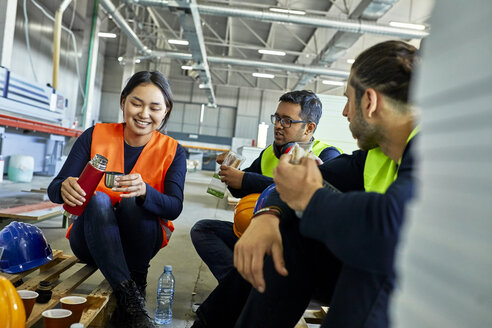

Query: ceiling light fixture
[322,80,345,86]
[389,21,426,30]
[269,7,306,15]
[98,32,117,38]
[258,49,286,56]
[181,65,193,70]
[346,59,355,64]
[168,39,189,45]
[253,73,275,79]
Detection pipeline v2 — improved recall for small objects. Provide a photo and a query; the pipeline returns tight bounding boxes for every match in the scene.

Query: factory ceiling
[97,0,434,105]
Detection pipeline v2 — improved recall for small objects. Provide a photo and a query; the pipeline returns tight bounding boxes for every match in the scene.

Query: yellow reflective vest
[260,139,341,178]
[364,128,419,193]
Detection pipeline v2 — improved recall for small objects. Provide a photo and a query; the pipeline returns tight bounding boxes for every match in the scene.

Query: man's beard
[351,105,380,150]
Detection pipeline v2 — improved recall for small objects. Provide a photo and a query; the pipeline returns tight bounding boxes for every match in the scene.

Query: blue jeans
[69,192,163,288]
[190,219,239,282]
[196,211,393,328]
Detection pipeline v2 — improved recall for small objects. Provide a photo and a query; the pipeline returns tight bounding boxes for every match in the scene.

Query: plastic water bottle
[155,265,175,325]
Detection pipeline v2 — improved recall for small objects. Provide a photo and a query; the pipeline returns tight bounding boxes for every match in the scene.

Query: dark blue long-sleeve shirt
[264,139,416,276]
[48,127,186,220]
[229,146,341,198]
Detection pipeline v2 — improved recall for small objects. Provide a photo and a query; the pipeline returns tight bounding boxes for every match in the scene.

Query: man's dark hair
[279,90,322,126]
[350,40,418,111]
[120,71,174,131]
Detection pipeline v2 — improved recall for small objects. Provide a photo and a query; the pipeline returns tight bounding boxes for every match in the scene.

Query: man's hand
[113,173,147,199]
[274,154,323,211]
[219,165,244,189]
[234,214,288,293]
[61,177,86,206]
[216,151,230,165]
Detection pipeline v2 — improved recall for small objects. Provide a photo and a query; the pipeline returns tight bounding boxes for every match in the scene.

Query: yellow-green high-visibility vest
[260,139,342,178]
[364,128,419,193]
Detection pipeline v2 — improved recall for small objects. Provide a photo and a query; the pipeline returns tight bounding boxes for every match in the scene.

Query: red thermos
[63,154,108,218]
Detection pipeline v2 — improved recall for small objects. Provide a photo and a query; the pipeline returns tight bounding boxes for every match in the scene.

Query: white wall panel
[202,106,219,126]
[183,103,200,123]
[316,94,357,154]
[392,1,492,327]
[216,85,239,107]
[170,80,193,102]
[166,122,182,133]
[235,115,259,139]
[182,123,198,134]
[260,90,282,146]
[99,91,120,123]
[11,5,83,124]
[237,88,261,116]
[170,102,185,124]
[200,126,217,136]
[217,107,235,138]
[191,84,209,104]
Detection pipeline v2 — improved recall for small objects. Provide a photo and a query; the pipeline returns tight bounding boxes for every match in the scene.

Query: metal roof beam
[138,51,349,78]
[294,0,402,90]
[171,0,216,107]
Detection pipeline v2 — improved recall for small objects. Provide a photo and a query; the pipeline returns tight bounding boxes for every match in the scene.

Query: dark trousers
[197,212,393,328]
[69,192,163,288]
[190,219,239,282]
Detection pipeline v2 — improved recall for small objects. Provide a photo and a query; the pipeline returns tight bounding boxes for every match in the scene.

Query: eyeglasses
[270,114,309,128]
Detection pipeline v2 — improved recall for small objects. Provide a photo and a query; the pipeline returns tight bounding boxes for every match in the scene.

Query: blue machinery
[0,67,80,177]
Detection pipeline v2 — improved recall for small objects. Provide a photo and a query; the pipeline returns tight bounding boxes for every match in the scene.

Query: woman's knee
[85,192,113,212]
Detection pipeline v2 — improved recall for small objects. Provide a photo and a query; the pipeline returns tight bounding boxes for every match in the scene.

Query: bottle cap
[39,281,52,288]
[91,154,108,171]
[164,265,172,272]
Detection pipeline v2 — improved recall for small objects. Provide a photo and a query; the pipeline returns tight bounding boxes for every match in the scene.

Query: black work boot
[131,271,148,301]
[112,280,156,328]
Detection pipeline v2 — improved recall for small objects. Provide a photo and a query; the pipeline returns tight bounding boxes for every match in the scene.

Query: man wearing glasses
[191,90,341,284]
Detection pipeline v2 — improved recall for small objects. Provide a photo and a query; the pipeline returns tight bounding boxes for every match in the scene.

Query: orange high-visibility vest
[66,123,178,248]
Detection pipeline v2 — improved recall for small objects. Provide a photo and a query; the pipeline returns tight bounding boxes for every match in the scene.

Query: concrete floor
[1,170,231,327]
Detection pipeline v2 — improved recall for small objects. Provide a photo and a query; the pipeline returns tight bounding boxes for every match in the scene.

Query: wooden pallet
[0,250,112,328]
[295,306,329,327]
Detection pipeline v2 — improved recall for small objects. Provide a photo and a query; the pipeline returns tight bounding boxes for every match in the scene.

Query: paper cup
[17,290,38,319]
[42,309,72,328]
[60,296,87,324]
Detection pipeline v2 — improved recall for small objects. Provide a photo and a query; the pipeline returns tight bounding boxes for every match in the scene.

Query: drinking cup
[17,290,38,319]
[42,309,72,328]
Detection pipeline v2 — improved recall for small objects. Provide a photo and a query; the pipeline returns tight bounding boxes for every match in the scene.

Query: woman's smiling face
[121,82,167,146]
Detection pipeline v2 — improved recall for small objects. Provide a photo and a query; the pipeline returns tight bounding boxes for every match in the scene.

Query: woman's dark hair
[120,71,174,131]
[350,40,418,110]
[279,90,322,128]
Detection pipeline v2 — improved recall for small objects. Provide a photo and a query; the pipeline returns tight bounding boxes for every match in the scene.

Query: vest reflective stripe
[363,128,419,193]
[260,139,340,177]
[66,123,178,248]
[161,219,173,242]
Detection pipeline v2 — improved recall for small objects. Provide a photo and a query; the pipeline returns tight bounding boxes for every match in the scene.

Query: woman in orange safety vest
[48,71,186,328]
